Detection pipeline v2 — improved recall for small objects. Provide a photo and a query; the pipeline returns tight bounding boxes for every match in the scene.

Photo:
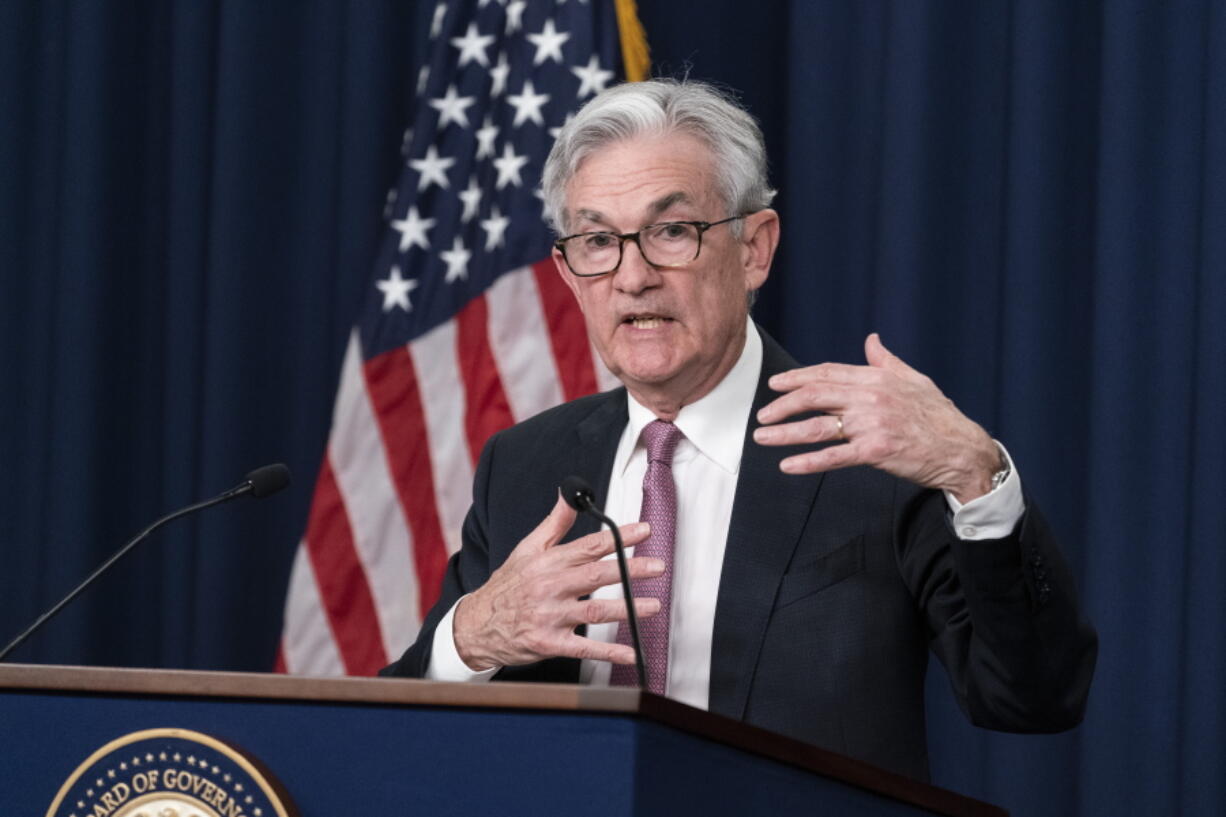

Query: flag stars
[527,19,570,65]
[450,22,495,68]
[475,116,500,159]
[572,55,614,98]
[173,754,182,762]
[493,142,529,188]
[459,177,483,223]
[376,266,418,312]
[417,65,431,95]
[481,205,511,250]
[440,236,473,283]
[430,2,447,38]
[489,52,510,97]
[410,145,456,191]
[507,80,550,127]
[505,0,527,34]
[430,84,476,129]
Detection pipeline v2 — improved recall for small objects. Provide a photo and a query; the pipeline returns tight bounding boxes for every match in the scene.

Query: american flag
[276,0,646,676]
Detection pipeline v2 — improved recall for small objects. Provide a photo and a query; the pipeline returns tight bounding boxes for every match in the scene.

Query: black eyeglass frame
[553,213,750,278]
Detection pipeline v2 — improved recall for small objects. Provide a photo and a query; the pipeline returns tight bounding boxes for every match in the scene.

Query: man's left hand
[753,333,1002,504]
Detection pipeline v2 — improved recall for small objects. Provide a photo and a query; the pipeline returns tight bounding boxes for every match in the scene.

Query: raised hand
[453,494,664,671]
[753,333,1002,504]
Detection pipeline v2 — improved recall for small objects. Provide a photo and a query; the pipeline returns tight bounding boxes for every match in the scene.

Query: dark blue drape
[1,2,1222,815]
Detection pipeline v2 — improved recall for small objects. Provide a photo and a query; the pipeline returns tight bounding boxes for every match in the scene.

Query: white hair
[541,79,777,236]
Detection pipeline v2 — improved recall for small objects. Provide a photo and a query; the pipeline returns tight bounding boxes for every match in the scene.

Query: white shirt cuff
[943,442,1026,540]
[425,595,500,682]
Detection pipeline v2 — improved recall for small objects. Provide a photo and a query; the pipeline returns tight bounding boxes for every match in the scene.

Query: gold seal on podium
[45,728,296,817]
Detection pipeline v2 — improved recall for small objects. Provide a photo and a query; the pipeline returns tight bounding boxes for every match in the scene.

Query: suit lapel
[708,327,827,719]
[570,389,629,536]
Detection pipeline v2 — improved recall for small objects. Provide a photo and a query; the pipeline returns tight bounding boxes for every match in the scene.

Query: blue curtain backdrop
[1,2,1222,815]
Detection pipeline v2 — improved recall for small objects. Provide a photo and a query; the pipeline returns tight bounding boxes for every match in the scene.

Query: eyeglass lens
[568,223,700,275]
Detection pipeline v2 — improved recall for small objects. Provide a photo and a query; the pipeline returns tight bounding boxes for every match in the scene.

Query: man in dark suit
[381,79,1096,781]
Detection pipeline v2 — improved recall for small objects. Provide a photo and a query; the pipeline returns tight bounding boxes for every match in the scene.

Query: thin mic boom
[0,464,291,662]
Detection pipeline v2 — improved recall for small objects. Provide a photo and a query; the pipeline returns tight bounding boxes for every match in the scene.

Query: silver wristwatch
[989,442,1011,492]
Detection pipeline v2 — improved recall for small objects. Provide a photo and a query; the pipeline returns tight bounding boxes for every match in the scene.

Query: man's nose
[613,238,660,294]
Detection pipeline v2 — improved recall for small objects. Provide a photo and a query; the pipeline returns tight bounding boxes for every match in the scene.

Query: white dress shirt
[428,319,1025,710]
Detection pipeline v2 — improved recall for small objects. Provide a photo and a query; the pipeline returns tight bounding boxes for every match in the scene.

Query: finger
[756,382,857,425]
[557,633,639,665]
[555,521,651,567]
[516,494,580,556]
[768,362,885,392]
[753,414,846,447]
[864,333,924,382]
[778,439,868,475]
[557,554,665,597]
[565,596,662,627]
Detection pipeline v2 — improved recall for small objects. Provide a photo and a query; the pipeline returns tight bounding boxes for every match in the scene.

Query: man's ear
[552,246,585,311]
[740,208,780,292]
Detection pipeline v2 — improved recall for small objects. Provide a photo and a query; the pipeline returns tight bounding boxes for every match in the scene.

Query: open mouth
[622,314,674,329]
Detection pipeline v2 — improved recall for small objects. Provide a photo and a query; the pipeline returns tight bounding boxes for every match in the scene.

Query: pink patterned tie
[610,419,683,695]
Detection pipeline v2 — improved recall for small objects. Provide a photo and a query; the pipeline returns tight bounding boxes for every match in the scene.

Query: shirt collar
[617,317,763,476]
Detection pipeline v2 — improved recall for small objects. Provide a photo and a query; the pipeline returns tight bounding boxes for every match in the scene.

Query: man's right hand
[452,494,663,671]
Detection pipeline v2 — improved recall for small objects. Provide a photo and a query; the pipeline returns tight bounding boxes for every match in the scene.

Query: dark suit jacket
[382,327,1097,781]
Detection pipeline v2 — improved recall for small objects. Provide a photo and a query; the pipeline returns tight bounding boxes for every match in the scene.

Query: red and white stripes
[278,262,611,676]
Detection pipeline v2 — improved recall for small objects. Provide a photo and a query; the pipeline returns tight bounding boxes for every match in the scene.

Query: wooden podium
[0,664,1005,816]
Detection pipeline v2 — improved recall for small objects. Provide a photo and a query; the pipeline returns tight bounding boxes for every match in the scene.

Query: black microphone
[0,463,292,663]
[244,463,291,498]
[561,476,648,691]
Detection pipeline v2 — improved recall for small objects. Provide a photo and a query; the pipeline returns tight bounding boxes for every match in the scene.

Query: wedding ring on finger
[834,414,845,440]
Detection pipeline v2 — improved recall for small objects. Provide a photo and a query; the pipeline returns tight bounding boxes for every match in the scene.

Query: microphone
[244,463,292,498]
[560,476,648,690]
[0,463,292,663]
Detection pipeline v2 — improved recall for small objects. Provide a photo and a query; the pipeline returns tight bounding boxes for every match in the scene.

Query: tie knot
[642,420,683,464]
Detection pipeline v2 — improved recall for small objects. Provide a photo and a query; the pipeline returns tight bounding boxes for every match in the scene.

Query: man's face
[552,133,776,415]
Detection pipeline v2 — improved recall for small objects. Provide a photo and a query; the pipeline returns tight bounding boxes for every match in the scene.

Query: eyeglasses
[554,214,749,278]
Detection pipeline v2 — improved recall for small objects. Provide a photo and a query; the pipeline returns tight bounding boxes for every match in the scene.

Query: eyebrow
[572,208,611,229]
[647,191,692,219]
[571,192,696,232]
